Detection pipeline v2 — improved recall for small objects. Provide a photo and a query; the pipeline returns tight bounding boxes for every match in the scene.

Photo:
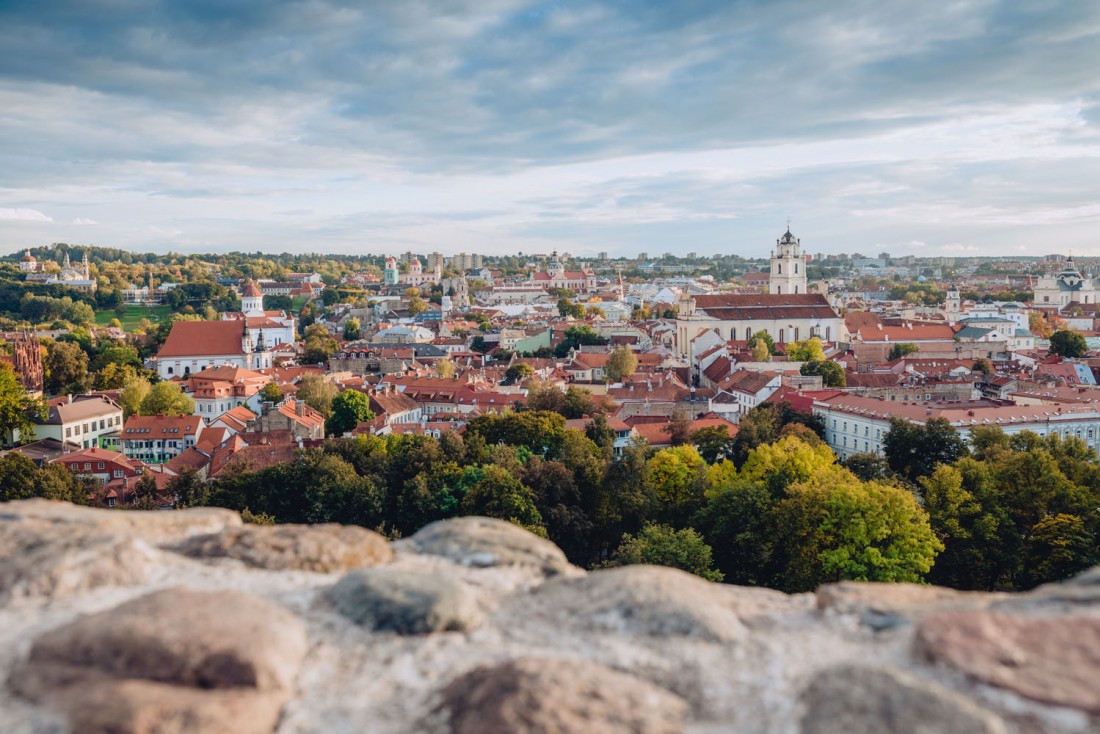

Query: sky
[1,0,1099,259]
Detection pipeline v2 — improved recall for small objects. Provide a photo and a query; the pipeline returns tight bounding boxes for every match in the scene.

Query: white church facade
[1033,259,1100,312]
[675,228,842,355]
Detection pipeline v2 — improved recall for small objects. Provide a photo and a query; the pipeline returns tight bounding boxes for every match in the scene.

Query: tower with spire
[769,225,807,296]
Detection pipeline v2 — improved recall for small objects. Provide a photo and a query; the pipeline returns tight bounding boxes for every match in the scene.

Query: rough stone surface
[506,564,795,641]
[401,516,575,576]
[916,610,1100,714]
[172,523,393,572]
[800,664,1007,734]
[10,587,307,734]
[3,502,1100,734]
[327,567,482,634]
[441,657,689,734]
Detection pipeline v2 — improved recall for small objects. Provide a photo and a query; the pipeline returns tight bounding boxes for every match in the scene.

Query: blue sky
[1,0,1098,258]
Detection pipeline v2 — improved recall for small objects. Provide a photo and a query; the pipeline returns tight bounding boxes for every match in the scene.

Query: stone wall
[1,500,1098,733]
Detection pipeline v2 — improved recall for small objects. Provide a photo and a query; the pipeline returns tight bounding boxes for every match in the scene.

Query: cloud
[0,1,1098,255]
[0,207,52,222]
[72,217,97,225]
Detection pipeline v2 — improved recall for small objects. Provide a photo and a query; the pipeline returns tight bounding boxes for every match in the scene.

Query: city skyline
[1,1,1098,257]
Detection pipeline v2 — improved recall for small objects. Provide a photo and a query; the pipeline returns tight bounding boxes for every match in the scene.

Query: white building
[813,392,1100,460]
[35,395,124,449]
[770,228,808,296]
[675,292,843,357]
[1033,258,1100,311]
[156,319,272,379]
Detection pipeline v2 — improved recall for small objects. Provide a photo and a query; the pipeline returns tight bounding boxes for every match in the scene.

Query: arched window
[746,327,753,341]
[825,326,832,341]
[794,285,799,294]
[777,285,782,294]
[777,263,782,274]
[779,329,786,343]
[795,263,799,273]
[167,367,173,375]
[794,328,800,341]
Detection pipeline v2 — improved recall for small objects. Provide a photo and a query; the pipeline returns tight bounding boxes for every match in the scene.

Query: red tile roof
[158,320,246,358]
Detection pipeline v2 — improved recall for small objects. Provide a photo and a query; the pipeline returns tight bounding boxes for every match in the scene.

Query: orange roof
[241,280,262,297]
[122,415,203,438]
[158,320,245,358]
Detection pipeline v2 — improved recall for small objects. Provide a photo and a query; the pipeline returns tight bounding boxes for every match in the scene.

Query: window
[843,422,848,432]
[865,426,869,436]
[113,470,124,478]
[97,462,104,470]
[99,420,105,430]
[83,463,91,471]
[65,427,71,438]
[832,419,837,429]
[777,263,782,274]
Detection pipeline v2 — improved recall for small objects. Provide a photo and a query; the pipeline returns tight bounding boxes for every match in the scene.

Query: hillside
[1,499,1097,733]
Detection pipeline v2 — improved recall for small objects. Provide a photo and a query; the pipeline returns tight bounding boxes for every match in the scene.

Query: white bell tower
[769,226,807,296]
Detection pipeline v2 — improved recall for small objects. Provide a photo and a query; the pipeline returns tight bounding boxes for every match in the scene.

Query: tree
[327,389,375,436]
[609,524,724,582]
[461,465,545,536]
[0,453,86,504]
[1049,328,1088,359]
[604,346,638,383]
[140,380,195,416]
[887,343,919,361]
[785,338,825,362]
[302,323,338,365]
[119,375,151,418]
[972,357,993,374]
[800,359,846,387]
[506,362,534,381]
[435,357,456,379]
[44,341,88,395]
[882,417,968,481]
[556,298,585,319]
[0,362,43,444]
[692,425,735,464]
[259,381,283,403]
[647,445,707,525]
[749,339,770,363]
[466,411,566,456]
[747,330,775,355]
[1029,311,1053,339]
[664,410,693,446]
[296,374,339,418]
[343,317,361,341]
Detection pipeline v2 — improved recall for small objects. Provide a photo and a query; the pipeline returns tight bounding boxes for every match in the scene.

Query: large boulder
[327,567,482,634]
[402,517,575,577]
[9,587,308,734]
[172,523,393,572]
[800,664,1007,734]
[915,610,1100,714]
[440,657,688,734]
[504,565,793,641]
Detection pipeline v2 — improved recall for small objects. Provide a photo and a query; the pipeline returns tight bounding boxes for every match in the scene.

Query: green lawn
[95,304,173,331]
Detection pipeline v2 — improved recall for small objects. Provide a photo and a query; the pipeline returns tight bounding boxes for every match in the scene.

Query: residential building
[35,395,124,449]
[121,415,205,464]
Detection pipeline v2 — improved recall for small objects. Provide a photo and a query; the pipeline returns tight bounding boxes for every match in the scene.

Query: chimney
[67,394,73,404]
[296,401,305,416]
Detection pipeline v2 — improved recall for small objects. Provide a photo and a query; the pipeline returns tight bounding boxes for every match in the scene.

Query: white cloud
[0,207,52,222]
[72,217,98,225]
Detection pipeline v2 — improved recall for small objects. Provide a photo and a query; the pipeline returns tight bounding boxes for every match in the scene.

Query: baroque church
[1032,258,1100,312]
[675,227,843,356]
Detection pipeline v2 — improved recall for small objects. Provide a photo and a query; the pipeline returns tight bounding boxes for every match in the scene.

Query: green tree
[604,346,638,383]
[296,374,339,419]
[882,417,968,481]
[140,380,195,416]
[647,445,707,525]
[506,362,535,381]
[1049,328,1088,358]
[45,340,89,395]
[692,425,735,464]
[259,381,283,403]
[461,465,545,536]
[302,323,338,365]
[326,389,375,436]
[343,317,361,341]
[0,363,44,444]
[466,411,566,456]
[119,375,151,418]
[887,343,919,361]
[800,359,846,387]
[610,524,724,582]
[0,453,87,504]
[749,339,771,363]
